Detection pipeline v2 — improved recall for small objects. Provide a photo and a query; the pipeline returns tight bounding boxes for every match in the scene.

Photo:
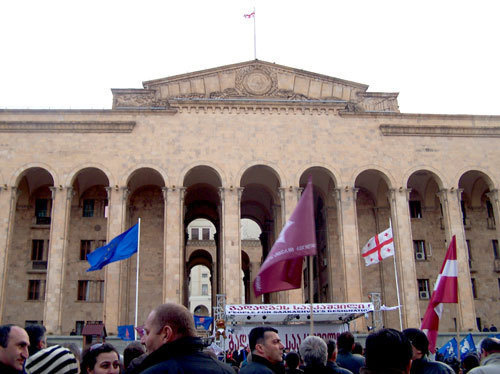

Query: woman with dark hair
[81,343,121,374]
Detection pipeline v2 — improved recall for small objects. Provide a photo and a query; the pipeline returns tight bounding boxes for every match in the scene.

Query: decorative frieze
[380,124,500,137]
[0,121,136,133]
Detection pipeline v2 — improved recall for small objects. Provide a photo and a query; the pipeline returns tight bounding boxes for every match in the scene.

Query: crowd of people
[0,303,498,374]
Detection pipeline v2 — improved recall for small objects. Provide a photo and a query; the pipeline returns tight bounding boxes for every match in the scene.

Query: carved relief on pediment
[235,65,278,97]
[114,92,155,107]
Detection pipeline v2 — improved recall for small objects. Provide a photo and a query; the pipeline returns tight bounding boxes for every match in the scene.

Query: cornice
[339,111,500,121]
[380,124,500,137]
[168,98,348,115]
[0,121,136,133]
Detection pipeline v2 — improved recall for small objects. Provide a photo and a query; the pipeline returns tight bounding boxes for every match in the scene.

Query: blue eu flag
[87,223,139,271]
[438,338,458,360]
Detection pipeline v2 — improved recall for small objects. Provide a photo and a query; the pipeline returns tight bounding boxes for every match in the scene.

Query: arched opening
[241,219,262,304]
[4,167,54,326]
[240,165,281,304]
[183,166,221,308]
[299,168,336,303]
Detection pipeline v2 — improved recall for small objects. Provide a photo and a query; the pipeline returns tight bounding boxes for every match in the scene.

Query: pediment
[112,60,399,113]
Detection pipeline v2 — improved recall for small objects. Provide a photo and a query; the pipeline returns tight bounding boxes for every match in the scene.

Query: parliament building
[0,60,499,335]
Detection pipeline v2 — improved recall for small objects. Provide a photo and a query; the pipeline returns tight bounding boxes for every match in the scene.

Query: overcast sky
[1,0,499,115]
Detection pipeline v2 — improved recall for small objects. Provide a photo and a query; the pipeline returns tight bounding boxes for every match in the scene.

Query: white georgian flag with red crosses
[361,227,395,266]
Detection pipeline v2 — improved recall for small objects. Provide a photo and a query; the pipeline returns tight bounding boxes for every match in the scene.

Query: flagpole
[309,255,314,335]
[253,7,257,59]
[134,218,141,340]
[389,219,403,331]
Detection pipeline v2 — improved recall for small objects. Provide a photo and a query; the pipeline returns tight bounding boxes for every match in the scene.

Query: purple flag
[253,178,317,296]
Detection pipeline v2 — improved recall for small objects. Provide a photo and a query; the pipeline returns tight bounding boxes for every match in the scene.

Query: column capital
[66,186,75,201]
[121,187,130,201]
[104,186,112,199]
[161,186,169,201]
[237,187,245,201]
[335,186,358,202]
[278,187,286,201]
[486,189,499,202]
[218,187,224,202]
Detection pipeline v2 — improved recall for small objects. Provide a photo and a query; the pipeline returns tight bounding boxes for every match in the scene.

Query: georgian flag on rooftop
[361,227,395,266]
[243,11,255,18]
[421,235,458,353]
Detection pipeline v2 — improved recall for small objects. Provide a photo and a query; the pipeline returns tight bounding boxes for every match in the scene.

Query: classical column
[388,188,420,328]
[438,188,476,331]
[103,186,128,335]
[335,187,363,302]
[220,187,242,304]
[44,186,72,334]
[0,186,18,322]
[163,186,184,303]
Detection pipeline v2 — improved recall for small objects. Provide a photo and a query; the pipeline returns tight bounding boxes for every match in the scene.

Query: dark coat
[0,361,23,374]
[240,354,285,374]
[410,357,455,374]
[336,351,365,374]
[137,336,235,374]
[326,361,353,374]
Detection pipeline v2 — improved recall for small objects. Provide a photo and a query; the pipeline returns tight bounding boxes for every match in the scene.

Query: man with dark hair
[468,337,500,374]
[336,332,365,374]
[0,324,30,373]
[402,328,454,374]
[284,351,302,374]
[327,340,352,374]
[137,302,234,373]
[24,324,46,356]
[240,326,285,374]
[361,328,412,374]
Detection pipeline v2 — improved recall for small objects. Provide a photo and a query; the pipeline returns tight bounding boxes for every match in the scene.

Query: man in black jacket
[136,303,234,374]
[240,326,285,374]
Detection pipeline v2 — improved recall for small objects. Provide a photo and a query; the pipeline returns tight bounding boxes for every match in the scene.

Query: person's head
[337,331,355,353]
[24,324,46,355]
[299,336,328,367]
[141,303,196,354]
[402,328,429,359]
[62,342,82,363]
[81,343,120,374]
[284,351,300,369]
[0,324,30,371]
[123,341,145,369]
[478,337,500,359]
[443,356,460,373]
[248,326,284,364]
[365,328,412,374]
[461,353,480,373]
[352,342,363,355]
[327,340,338,362]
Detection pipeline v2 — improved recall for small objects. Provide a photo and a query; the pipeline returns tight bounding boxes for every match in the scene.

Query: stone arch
[350,165,396,189]
[458,170,495,209]
[403,166,445,190]
[294,163,341,188]
[406,169,445,209]
[236,161,285,188]
[66,163,114,188]
[179,162,226,188]
[120,164,168,188]
[354,168,394,207]
[11,163,57,187]
[454,167,496,190]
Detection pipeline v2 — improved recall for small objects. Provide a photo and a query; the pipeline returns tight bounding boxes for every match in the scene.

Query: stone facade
[0,60,499,335]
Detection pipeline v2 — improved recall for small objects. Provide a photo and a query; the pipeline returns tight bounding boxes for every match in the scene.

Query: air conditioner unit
[419,291,429,299]
[415,252,426,261]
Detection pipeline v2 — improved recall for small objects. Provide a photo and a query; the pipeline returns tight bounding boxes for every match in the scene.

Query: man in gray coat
[468,337,500,374]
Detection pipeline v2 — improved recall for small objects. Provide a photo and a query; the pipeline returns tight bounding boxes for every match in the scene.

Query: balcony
[35,216,51,225]
[27,260,47,274]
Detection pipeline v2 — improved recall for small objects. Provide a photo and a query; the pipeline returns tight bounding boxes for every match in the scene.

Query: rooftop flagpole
[134,218,141,339]
[253,7,257,59]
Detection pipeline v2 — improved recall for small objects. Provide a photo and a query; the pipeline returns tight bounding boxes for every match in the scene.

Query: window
[201,284,208,296]
[31,240,44,261]
[80,240,93,260]
[461,200,467,224]
[418,279,430,299]
[75,321,85,335]
[191,228,199,240]
[476,318,482,331]
[202,228,210,240]
[493,240,499,260]
[28,280,46,301]
[471,278,477,299]
[78,280,104,302]
[414,240,427,261]
[35,199,50,224]
[202,273,208,278]
[466,240,473,268]
[409,201,422,218]
[486,200,494,218]
[83,199,95,217]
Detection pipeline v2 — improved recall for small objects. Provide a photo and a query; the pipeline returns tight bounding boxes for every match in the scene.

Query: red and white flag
[421,236,458,353]
[243,11,255,19]
[253,178,317,297]
[361,227,395,266]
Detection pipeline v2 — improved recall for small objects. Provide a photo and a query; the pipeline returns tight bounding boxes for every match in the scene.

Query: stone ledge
[380,124,500,137]
[0,121,136,133]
